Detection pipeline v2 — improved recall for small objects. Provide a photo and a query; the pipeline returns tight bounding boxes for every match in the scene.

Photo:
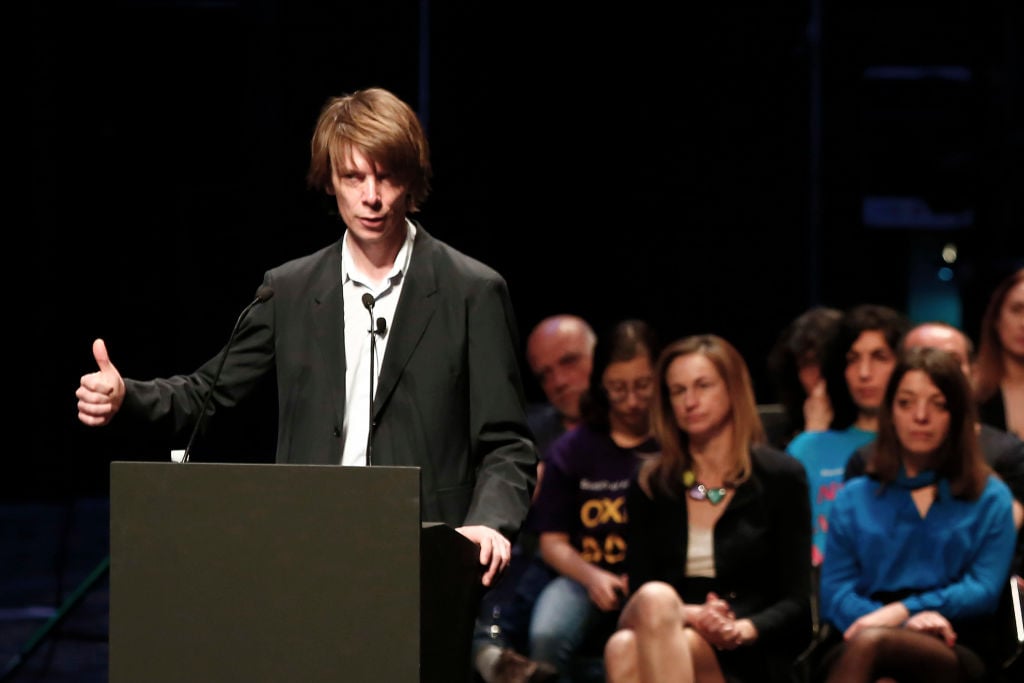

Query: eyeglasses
[604,377,655,404]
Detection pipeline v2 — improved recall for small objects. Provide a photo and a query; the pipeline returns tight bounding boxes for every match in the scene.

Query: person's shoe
[491,648,559,683]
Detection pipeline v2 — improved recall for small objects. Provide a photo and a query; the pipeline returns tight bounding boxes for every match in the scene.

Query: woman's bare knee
[605,629,639,683]
[620,581,684,633]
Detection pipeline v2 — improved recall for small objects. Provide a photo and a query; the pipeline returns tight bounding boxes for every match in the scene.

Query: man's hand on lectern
[455,525,510,587]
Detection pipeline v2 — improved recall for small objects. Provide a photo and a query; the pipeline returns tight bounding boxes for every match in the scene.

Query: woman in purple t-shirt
[528,319,661,679]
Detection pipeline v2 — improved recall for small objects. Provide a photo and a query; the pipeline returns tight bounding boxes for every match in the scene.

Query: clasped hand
[845,603,957,647]
[904,610,958,647]
[843,601,910,640]
[690,592,744,650]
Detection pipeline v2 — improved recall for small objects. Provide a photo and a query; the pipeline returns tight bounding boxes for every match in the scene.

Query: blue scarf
[894,466,938,490]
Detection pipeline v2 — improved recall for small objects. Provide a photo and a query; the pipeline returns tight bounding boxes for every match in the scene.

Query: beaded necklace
[682,470,735,505]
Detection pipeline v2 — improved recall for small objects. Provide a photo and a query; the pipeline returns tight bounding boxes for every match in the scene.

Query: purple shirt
[531,424,657,573]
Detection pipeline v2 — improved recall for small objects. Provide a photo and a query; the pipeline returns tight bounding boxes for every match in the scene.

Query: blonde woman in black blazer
[605,335,812,683]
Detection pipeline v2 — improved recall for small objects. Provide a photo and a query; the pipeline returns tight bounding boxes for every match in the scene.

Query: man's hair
[306,87,432,212]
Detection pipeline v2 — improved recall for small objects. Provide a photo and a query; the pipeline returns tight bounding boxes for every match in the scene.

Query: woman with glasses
[604,334,812,683]
[527,319,661,680]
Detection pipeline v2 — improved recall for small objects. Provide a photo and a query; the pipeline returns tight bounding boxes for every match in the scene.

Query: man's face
[328,145,410,248]
[527,325,593,423]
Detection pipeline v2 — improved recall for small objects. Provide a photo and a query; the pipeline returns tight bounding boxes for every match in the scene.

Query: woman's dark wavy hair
[578,319,660,433]
[767,306,842,434]
[867,346,989,500]
[821,304,911,430]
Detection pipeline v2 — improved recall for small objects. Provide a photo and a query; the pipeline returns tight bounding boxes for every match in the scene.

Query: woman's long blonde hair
[648,334,765,497]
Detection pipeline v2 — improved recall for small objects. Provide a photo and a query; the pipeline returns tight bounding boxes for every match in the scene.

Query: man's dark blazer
[123,224,538,539]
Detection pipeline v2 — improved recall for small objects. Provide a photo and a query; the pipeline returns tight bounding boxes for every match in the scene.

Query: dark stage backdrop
[26,1,1022,499]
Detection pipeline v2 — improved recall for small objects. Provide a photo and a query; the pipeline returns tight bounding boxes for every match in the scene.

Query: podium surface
[110,461,477,683]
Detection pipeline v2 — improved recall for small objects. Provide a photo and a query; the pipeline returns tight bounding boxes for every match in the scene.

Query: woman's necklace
[683,470,734,505]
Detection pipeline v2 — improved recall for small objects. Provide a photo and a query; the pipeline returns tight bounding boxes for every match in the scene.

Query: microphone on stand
[176,285,274,463]
[361,293,379,466]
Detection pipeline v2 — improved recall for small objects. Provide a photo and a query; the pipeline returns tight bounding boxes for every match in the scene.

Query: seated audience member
[975,267,1024,437]
[846,321,1024,573]
[765,306,843,449]
[524,315,599,486]
[528,320,661,681]
[474,314,596,683]
[786,303,910,566]
[604,334,812,683]
[815,347,1016,683]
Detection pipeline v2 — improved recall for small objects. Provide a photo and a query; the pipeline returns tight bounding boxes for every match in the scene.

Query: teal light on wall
[908,239,961,326]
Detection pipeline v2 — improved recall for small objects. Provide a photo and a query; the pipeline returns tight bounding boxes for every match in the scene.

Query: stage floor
[1,498,109,683]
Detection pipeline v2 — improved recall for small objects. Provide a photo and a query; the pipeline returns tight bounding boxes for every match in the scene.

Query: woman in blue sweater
[816,346,1016,682]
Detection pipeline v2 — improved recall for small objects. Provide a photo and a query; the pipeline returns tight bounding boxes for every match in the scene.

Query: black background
[24,0,1023,499]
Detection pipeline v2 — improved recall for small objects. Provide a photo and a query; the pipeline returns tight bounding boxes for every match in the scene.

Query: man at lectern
[75,86,538,588]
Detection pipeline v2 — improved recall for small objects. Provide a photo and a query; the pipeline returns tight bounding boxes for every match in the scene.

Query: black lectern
[109,462,480,683]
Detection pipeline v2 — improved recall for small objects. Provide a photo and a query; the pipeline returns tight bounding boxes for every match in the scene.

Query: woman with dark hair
[786,303,911,566]
[815,347,1016,682]
[975,267,1024,437]
[527,319,660,680]
[604,334,812,683]
[765,306,843,448]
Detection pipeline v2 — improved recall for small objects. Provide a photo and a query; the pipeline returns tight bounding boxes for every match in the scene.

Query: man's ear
[966,360,979,388]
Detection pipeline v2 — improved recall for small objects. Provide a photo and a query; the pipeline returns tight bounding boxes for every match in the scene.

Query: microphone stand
[181,287,272,462]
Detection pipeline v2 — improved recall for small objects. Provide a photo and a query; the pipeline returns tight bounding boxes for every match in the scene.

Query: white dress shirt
[339,221,415,466]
